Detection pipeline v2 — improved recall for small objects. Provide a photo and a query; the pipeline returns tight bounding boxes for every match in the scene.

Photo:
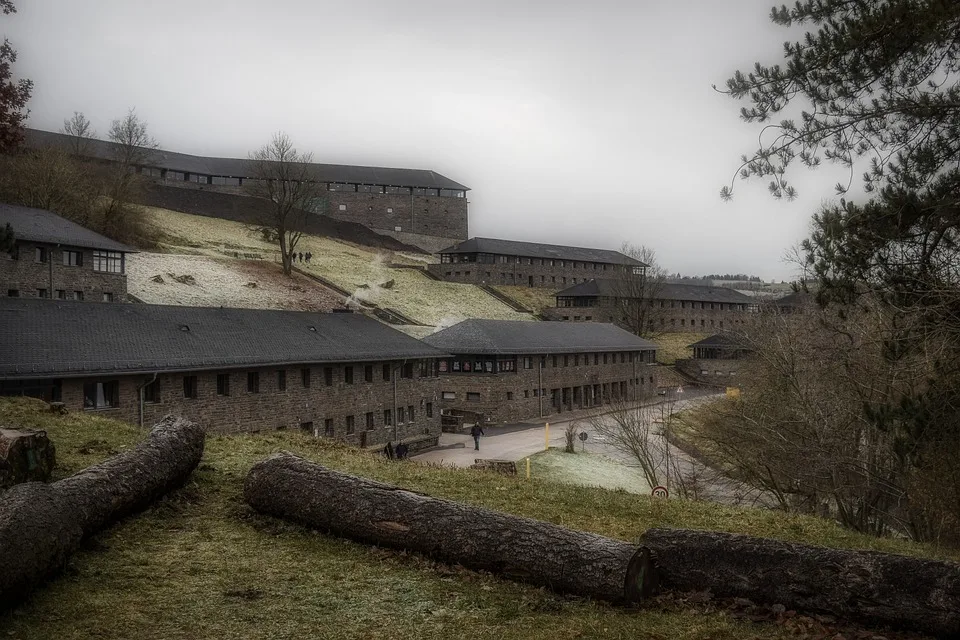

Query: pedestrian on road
[305,252,312,264]
[470,424,484,451]
[298,251,304,263]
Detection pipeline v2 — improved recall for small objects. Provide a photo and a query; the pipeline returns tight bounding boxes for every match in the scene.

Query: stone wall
[435,352,660,423]
[544,301,754,333]
[427,259,629,289]
[0,241,127,302]
[55,359,442,446]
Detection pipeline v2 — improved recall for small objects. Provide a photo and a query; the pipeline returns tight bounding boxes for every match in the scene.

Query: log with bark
[0,416,205,607]
[244,452,657,604]
[641,527,960,638]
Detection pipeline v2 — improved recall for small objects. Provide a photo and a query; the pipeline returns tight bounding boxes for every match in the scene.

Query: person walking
[470,423,484,451]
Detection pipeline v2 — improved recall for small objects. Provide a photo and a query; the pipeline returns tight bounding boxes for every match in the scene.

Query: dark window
[366,412,375,430]
[364,365,373,383]
[183,375,198,399]
[217,373,230,396]
[247,371,260,393]
[506,392,514,400]
[344,366,354,384]
[143,380,160,403]
[594,353,599,365]
[552,355,558,368]
[467,392,481,401]
[55,290,65,299]
[300,421,313,435]
[398,407,405,423]
[277,370,287,391]
[384,408,393,426]
[6,289,17,297]
[324,418,334,436]
[408,405,415,422]
[35,247,48,263]
[345,415,355,434]
[401,363,414,379]
[74,291,84,301]
[325,367,333,386]
[564,355,569,367]
[301,368,311,387]
[383,363,391,381]
[92,250,124,274]
[102,292,113,302]
[426,402,433,418]
[83,380,119,409]
[603,353,608,364]
[36,288,48,298]
[574,355,580,366]
[63,250,82,266]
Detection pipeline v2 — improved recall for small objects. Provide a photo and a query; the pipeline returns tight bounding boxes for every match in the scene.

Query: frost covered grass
[653,332,708,365]
[493,285,559,314]
[1,397,956,640]
[528,447,651,494]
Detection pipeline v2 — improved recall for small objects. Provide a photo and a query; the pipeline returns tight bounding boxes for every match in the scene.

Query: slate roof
[688,333,750,349]
[24,128,469,191]
[437,237,646,266]
[0,204,135,253]
[0,299,448,379]
[555,279,756,304]
[422,319,658,355]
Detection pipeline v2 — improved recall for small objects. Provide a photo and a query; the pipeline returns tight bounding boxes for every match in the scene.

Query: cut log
[0,416,205,607]
[641,527,960,638]
[0,428,56,489]
[244,452,657,604]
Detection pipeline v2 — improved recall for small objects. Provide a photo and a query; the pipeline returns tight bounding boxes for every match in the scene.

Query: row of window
[442,254,638,272]
[440,376,656,403]
[7,289,113,301]
[446,270,586,287]
[438,351,653,375]
[305,403,436,437]
[31,247,124,274]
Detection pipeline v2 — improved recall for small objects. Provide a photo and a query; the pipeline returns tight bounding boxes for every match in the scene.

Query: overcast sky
[6,0,854,280]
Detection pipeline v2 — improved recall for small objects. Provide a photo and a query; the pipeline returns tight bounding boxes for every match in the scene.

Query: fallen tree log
[244,452,656,604]
[0,416,205,607]
[642,527,960,638]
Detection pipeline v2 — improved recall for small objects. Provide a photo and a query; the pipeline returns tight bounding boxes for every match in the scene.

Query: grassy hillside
[653,332,708,365]
[1,397,953,639]
[142,207,534,327]
[492,286,559,314]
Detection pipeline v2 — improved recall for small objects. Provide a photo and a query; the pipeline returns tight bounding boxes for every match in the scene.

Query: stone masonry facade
[55,359,442,447]
[0,241,127,302]
[435,351,660,423]
[427,257,632,289]
[544,300,754,333]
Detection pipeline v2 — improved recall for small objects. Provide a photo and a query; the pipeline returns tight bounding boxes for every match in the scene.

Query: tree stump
[244,452,657,604]
[0,428,56,489]
[641,527,960,637]
[0,416,205,607]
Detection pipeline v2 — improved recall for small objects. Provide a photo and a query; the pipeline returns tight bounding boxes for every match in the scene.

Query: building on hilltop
[426,237,646,288]
[0,204,135,303]
[23,128,469,253]
[0,299,448,450]
[422,319,659,423]
[546,279,758,332]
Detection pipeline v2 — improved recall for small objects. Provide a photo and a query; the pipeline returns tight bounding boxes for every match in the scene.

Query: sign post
[651,485,669,499]
[578,431,588,453]
[544,422,550,451]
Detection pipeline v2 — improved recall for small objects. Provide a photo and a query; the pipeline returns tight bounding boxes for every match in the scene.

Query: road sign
[578,432,588,442]
[651,485,669,499]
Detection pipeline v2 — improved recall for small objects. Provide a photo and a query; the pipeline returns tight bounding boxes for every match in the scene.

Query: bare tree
[60,111,96,156]
[246,132,324,275]
[0,147,102,226]
[102,108,157,242]
[589,395,669,490]
[610,243,666,337]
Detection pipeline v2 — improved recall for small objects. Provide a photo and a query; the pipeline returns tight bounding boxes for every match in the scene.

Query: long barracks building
[0,299,448,450]
[24,128,469,253]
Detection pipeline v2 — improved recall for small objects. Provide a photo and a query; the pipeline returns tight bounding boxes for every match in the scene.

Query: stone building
[422,319,659,423]
[675,333,752,384]
[0,204,134,302]
[426,237,646,289]
[547,279,758,333]
[24,128,468,253]
[0,299,448,449]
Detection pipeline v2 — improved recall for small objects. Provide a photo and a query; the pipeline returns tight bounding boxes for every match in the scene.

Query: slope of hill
[144,207,535,327]
[1,397,950,640]
[128,253,344,311]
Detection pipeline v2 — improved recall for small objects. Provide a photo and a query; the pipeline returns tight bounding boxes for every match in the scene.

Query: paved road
[413,392,768,507]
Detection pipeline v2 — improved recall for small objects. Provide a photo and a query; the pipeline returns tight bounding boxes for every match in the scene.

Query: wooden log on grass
[244,452,657,604]
[0,416,205,607]
[641,527,960,637]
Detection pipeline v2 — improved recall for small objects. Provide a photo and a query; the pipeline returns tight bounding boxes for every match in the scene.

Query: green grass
[493,286,560,314]
[1,397,955,639]
[528,448,651,494]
